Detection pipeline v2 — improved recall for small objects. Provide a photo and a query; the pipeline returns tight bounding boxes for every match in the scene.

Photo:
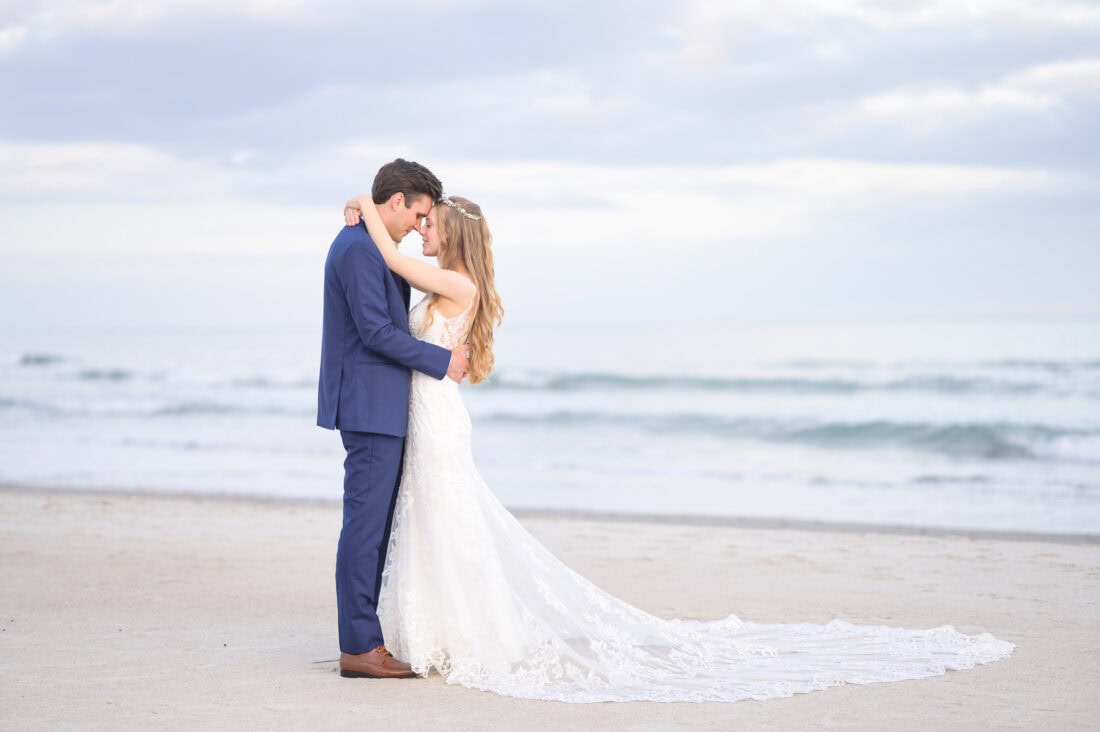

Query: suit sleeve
[341,240,451,380]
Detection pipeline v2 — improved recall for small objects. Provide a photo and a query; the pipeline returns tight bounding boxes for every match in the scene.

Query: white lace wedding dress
[376,295,1014,703]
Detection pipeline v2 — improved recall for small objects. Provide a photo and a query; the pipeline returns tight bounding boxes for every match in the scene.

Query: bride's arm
[346,196,476,303]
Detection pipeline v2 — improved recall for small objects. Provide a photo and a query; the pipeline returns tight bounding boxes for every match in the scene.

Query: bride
[342,194,1013,703]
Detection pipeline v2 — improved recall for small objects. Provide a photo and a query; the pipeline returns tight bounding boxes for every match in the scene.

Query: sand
[2,485,1097,731]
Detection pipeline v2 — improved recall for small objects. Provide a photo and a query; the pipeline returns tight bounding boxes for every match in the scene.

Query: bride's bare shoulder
[432,270,476,316]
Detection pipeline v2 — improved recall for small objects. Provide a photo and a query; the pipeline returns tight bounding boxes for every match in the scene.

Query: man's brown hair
[371,158,443,206]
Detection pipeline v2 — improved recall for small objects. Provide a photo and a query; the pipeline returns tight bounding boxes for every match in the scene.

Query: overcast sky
[1,0,1098,329]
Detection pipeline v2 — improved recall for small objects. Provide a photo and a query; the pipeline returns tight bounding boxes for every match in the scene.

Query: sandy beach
[2,485,1097,731]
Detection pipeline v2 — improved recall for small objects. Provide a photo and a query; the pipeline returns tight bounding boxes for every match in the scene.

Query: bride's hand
[344,198,362,227]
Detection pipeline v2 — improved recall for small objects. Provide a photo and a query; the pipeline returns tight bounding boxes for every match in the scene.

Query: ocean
[2,316,1098,535]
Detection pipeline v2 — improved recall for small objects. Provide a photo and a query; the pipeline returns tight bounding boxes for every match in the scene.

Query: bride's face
[420,208,442,258]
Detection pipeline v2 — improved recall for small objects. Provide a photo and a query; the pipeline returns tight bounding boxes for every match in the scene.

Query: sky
[1,0,1098,329]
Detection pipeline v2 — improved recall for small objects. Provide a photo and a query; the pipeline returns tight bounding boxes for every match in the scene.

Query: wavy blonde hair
[425,196,503,384]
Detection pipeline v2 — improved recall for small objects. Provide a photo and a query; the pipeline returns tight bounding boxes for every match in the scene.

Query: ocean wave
[886,375,1042,394]
[12,364,314,390]
[981,359,1100,373]
[482,373,858,393]
[0,397,308,419]
[19,353,66,366]
[483,371,1063,397]
[77,368,135,382]
[478,411,1099,461]
[229,376,316,390]
[146,400,313,418]
[780,420,1047,459]
[151,402,244,417]
[0,397,65,415]
[13,358,1097,398]
[912,474,995,485]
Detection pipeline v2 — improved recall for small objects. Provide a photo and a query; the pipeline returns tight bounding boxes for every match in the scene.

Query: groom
[317,158,469,679]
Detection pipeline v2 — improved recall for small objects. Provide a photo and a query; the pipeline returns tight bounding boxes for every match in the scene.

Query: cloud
[666,0,1100,69]
[0,0,1098,322]
[827,56,1100,136]
[0,0,550,54]
[5,137,1087,202]
[445,156,1093,249]
[836,87,1057,133]
[1002,57,1100,100]
[0,21,28,54]
[0,0,330,50]
[2,0,1097,174]
[2,139,1090,260]
[0,140,230,199]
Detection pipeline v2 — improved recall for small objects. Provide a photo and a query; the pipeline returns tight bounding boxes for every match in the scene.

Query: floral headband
[439,195,482,221]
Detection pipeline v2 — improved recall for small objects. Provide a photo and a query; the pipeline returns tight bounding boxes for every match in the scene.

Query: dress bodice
[409,294,473,350]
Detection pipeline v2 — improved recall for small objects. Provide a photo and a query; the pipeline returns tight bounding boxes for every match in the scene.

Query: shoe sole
[340,669,417,679]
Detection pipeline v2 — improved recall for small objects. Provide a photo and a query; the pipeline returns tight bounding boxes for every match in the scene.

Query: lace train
[376,295,1013,703]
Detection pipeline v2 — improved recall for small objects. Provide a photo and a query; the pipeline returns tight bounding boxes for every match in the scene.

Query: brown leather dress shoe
[339,646,418,679]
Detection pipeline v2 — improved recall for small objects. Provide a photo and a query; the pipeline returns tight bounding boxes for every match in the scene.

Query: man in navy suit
[317,159,469,679]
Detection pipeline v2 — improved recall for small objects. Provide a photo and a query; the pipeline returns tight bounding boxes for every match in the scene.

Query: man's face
[385,193,433,242]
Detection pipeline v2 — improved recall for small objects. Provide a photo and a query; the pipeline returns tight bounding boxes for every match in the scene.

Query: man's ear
[391,192,405,210]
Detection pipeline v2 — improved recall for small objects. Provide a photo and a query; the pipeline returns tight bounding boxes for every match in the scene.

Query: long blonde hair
[427,196,503,384]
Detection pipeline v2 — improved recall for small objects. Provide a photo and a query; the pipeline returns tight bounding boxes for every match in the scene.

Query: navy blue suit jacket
[316,222,450,436]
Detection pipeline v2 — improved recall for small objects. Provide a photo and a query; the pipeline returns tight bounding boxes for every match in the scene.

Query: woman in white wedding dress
[343,195,1013,703]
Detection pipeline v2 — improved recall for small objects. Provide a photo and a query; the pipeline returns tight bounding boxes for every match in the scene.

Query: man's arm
[341,239,467,381]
